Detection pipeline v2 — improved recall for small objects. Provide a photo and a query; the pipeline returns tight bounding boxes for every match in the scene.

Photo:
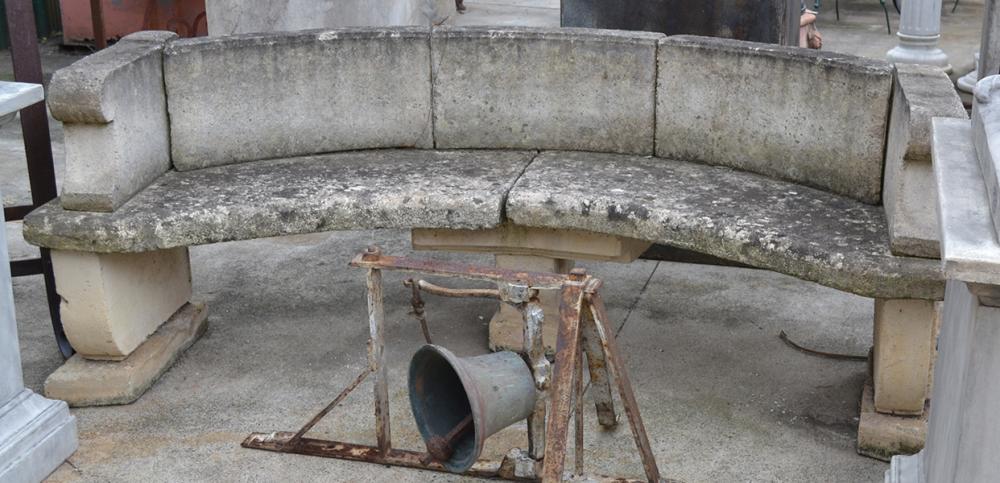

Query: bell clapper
[423,414,474,464]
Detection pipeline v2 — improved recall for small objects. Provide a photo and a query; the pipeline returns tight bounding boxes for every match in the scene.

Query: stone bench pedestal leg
[43,248,207,406]
[859,298,939,460]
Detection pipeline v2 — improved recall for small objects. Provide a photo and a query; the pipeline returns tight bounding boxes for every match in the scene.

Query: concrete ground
[19,231,882,482]
[2,1,985,481]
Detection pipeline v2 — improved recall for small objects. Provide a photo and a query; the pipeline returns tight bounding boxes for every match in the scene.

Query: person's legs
[799,10,822,49]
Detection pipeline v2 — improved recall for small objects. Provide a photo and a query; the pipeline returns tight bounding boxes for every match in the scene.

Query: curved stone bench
[28,25,966,456]
[27,149,941,300]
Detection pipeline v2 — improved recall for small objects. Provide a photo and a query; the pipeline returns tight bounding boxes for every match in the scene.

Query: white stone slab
[0,390,77,483]
[971,76,1000,243]
[0,82,42,117]
[0,188,78,482]
[932,118,1000,285]
[0,193,23,402]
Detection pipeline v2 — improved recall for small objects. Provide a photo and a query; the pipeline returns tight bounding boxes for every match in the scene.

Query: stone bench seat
[24,149,943,300]
[23,149,535,253]
[507,151,943,301]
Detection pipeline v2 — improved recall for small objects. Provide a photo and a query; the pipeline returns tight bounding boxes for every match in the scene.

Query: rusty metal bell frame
[243,247,663,482]
[408,344,537,473]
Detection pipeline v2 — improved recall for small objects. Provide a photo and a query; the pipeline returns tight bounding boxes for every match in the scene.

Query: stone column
[978,0,1000,82]
[0,82,78,482]
[887,0,951,72]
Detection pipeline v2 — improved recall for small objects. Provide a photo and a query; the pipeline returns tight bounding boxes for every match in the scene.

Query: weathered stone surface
[892,65,968,163]
[47,30,176,124]
[165,28,434,171]
[656,36,893,204]
[51,31,176,212]
[44,303,207,407]
[857,382,926,461]
[883,64,967,258]
[933,118,1000,286]
[884,159,939,259]
[506,151,943,300]
[24,150,535,253]
[432,27,660,155]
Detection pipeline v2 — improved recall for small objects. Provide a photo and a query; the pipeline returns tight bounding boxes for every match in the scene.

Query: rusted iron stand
[3,0,71,358]
[244,247,664,482]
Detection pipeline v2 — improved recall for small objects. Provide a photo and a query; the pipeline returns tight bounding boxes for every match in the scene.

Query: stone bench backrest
[49,27,895,211]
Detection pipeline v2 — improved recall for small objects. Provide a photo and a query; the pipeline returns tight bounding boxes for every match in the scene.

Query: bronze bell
[408,344,537,473]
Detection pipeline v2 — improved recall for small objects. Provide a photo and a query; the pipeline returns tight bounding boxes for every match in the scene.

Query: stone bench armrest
[48,31,176,213]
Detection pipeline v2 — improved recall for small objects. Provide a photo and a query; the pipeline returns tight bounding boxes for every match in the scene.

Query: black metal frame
[4,0,72,358]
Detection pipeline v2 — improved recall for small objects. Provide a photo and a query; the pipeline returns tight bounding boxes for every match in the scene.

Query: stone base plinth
[858,382,927,461]
[886,451,926,483]
[45,303,207,407]
[0,389,78,483]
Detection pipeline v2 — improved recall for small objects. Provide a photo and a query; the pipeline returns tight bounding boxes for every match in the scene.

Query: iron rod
[10,258,41,277]
[588,292,662,482]
[288,368,371,447]
[411,279,501,299]
[404,279,434,344]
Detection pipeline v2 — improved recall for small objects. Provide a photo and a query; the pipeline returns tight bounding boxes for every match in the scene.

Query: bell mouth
[408,344,485,473]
